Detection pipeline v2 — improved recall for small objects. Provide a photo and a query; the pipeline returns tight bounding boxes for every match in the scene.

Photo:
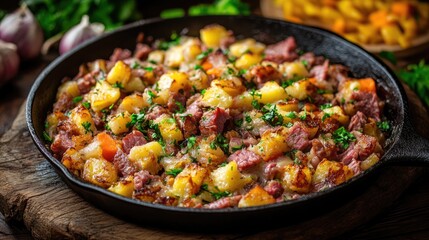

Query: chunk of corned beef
[113,149,136,177]
[122,130,147,154]
[264,37,298,63]
[51,131,74,159]
[228,149,263,171]
[264,180,284,198]
[339,131,377,164]
[286,123,312,151]
[145,105,168,121]
[351,91,381,121]
[175,114,199,138]
[299,52,325,68]
[134,43,152,60]
[134,170,155,191]
[110,48,132,62]
[199,107,230,136]
[77,73,96,94]
[53,93,74,112]
[348,111,367,132]
[250,65,283,86]
[203,195,242,209]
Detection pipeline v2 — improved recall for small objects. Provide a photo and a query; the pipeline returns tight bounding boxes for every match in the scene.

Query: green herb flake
[144,67,154,72]
[73,96,83,103]
[112,82,124,89]
[165,168,183,177]
[320,103,333,110]
[261,104,284,126]
[333,126,356,149]
[81,121,93,134]
[379,51,397,65]
[42,131,52,143]
[376,121,391,132]
[196,48,213,60]
[82,101,91,109]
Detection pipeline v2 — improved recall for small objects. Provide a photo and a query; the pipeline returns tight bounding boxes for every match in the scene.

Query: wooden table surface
[1,23,429,240]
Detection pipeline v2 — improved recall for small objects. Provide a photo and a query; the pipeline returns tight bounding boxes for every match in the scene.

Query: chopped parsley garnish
[81,121,93,134]
[112,82,124,89]
[210,134,229,154]
[72,96,83,103]
[131,61,141,69]
[200,184,231,200]
[127,112,147,132]
[300,111,307,120]
[320,103,333,110]
[333,126,356,149]
[322,113,331,122]
[301,60,308,68]
[175,101,185,113]
[42,131,52,143]
[249,89,262,110]
[285,112,297,119]
[231,145,243,151]
[82,101,90,109]
[165,168,183,177]
[196,48,213,60]
[144,67,154,72]
[238,69,247,75]
[194,64,203,70]
[261,104,284,126]
[147,90,158,104]
[187,136,197,149]
[158,32,181,50]
[245,115,252,123]
[377,121,391,132]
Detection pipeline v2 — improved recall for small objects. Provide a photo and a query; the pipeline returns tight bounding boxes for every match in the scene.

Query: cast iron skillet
[26,15,429,232]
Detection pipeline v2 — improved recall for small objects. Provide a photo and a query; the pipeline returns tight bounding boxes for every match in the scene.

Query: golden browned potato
[170,163,208,199]
[238,185,276,207]
[281,164,312,193]
[313,159,354,190]
[82,158,118,188]
[108,176,135,197]
[210,161,252,192]
[106,60,131,87]
[128,141,163,174]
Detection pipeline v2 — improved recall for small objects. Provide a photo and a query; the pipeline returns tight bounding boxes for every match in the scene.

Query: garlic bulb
[59,15,105,55]
[0,4,44,60]
[0,40,20,86]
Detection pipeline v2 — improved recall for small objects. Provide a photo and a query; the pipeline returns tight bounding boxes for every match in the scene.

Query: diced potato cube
[142,88,169,106]
[276,100,299,112]
[160,156,191,172]
[258,81,287,104]
[252,126,290,161]
[200,24,229,48]
[165,45,184,68]
[70,107,96,135]
[210,78,245,97]
[106,60,131,87]
[188,69,210,91]
[88,81,120,112]
[171,164,208,198]
[322,106,350,125]
[128,141,163,174]
[238,185,275,208]
[117,94,147,114]
[123,77,146,93]
[210,161,252,192]
[201,86,233,108]
[360,153,380,171]
[282,164,312,193]
[313,159,354,190]
[188,136,226,167]
[285,79,313,100]
[182,38,202,62]
[280,62,309,79]
[235,53,262,70]
[62,148,84,176]
[157,71,190,93]
[82,158,118,188]
[108,111,132,135]
[56,81,80,99]
[155,114,184,142]
[79,140,102,160]
[232,91,253,110]
[229,38,265,57]
[148,50,165,64]
[108,176,134,197]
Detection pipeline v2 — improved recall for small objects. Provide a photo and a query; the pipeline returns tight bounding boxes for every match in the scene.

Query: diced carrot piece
[359,78,376,93]
[97,132,117,161]
[391,2,413,18]
[202,61,213,71]
[369,10,390,28]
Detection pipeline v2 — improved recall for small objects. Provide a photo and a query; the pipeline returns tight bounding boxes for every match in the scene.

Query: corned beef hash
[44,24,391,209]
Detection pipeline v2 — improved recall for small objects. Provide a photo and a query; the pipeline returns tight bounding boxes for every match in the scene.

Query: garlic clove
[59,15,105,55]
[0,4,44,60]
[0,40,20,87]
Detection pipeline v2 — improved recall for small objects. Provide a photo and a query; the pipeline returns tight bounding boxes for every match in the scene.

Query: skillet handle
[384,123,429,166]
